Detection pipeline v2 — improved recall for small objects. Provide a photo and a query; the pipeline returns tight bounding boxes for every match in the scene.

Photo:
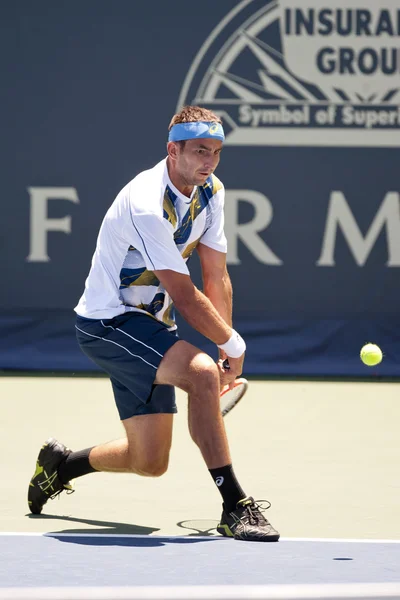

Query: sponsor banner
[1,0,399,376]
[178,0,400,146]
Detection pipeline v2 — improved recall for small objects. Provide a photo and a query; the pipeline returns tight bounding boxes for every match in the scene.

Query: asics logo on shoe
[215,476,224,486]
[217,496,280,542]
[28,437,74,515]
[38,471,59,494]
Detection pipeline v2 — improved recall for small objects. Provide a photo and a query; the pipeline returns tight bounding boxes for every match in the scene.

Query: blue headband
[168,121,225,142]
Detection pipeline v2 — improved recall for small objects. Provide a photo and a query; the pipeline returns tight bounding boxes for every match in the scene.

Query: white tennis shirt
[74,158,227,327]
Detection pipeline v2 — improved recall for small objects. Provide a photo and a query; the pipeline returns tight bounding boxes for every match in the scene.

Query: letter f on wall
[26,187,80,262]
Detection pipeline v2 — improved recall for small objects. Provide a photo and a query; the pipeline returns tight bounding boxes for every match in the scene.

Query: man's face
[173,138,223,186]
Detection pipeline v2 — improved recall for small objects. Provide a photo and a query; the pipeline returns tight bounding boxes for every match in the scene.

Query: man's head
[167,106,224,190]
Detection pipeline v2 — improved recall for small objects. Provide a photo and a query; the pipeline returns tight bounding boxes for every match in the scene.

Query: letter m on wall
[317,192,400,267]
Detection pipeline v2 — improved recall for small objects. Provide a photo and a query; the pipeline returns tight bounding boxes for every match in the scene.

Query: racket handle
[223,358,230,370]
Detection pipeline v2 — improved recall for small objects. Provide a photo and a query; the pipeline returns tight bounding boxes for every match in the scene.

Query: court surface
[1,376,400,599]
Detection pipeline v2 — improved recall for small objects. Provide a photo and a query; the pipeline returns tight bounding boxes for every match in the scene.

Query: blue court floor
[1,534,400,589]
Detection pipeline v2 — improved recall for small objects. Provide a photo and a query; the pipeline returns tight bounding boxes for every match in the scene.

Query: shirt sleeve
[125,212,190,275]
[200,187,228,253]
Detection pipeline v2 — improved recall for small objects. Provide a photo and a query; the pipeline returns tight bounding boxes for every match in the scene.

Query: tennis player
[28,106,280,542]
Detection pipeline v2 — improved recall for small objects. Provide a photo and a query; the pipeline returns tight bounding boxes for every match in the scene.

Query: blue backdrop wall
[1,0,399,376]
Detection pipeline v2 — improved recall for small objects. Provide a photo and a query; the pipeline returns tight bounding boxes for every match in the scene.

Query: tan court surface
[1,377,399,539]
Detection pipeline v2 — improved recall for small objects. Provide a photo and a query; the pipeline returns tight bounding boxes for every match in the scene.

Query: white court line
[1,532,400,543]
[2,583,400,600]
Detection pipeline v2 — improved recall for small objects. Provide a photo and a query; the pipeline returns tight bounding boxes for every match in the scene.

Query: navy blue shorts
[75,312,180,420]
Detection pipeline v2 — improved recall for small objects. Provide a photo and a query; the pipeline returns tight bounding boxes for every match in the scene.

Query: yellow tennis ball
[360,343,383,367]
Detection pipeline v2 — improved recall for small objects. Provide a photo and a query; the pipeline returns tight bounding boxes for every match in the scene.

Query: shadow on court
[47,535,219,547]
[176,519,219,536]
[25,514,221,546]
[26,513,160,536]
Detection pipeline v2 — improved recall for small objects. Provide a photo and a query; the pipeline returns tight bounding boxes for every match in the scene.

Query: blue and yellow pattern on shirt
[119,175,222,328]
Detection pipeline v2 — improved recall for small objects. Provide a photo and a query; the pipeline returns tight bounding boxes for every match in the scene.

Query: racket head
[220,377,248,417]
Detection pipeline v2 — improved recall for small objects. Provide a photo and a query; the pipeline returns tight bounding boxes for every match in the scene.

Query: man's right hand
[218,354,245,390]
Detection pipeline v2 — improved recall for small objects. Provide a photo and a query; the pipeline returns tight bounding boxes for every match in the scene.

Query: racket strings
[220,379,248,416]
[225,387,242,402]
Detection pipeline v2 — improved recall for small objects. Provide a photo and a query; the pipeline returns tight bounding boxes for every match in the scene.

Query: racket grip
[223,358,230,370]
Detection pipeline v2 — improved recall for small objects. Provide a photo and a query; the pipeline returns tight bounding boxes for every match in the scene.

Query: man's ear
[167,141,179,160]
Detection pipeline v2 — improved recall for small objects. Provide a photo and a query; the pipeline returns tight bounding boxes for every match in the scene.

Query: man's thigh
[154,339,218,390]
[75,312,180,419]
[111,377,177,420]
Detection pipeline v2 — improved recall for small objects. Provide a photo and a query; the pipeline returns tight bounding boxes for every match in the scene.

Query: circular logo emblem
[208,123,219,135]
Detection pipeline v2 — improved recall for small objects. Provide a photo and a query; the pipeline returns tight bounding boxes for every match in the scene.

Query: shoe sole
[217,523,280,542]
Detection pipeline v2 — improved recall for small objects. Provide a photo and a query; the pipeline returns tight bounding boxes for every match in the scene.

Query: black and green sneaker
[28,438,74,514]
[217,496,280,542]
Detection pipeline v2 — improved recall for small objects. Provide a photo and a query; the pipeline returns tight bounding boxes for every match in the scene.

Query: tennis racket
[220,359,248,417]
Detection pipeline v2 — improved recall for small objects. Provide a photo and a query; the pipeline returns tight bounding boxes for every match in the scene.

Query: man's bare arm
[153,269,232,345]
[196,243,245,385]
[197,242,232,327]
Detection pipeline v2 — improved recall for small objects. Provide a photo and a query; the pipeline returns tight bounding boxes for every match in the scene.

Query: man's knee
[155,342,220,393]
[187,353,219,394]
[130,454,170,477]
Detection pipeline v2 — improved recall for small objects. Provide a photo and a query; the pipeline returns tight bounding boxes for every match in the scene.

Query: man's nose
[205,156,218,169]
